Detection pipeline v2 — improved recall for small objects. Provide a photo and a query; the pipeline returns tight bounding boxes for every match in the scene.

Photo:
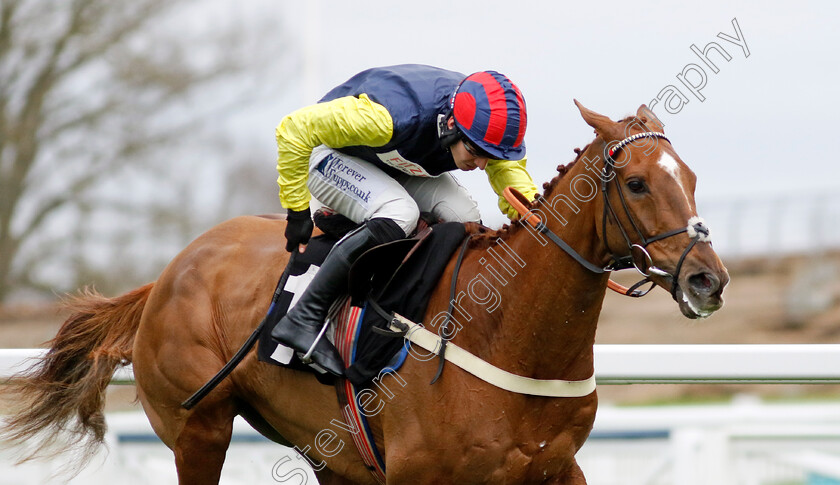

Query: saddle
[256,210,468,387]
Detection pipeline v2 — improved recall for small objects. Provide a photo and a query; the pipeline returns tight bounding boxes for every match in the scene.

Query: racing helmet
[450,71,527,160]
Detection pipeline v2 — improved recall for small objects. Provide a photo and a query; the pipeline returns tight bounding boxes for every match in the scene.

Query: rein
[503,131,711,300]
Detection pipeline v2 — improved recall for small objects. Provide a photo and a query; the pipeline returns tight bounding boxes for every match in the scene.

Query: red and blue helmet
[450,71,527,160]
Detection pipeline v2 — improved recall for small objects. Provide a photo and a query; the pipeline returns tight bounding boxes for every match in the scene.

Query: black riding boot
[271,218,405,376]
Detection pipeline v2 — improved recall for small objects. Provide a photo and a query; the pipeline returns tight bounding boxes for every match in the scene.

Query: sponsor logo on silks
[376,150,435,177]
[316,153,373,205]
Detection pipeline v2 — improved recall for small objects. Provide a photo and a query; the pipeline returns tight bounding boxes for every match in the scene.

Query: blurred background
[1,0,840,483]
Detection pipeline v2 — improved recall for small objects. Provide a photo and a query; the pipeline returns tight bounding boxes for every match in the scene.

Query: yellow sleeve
[275,94,394,211]
[484,156,539,219]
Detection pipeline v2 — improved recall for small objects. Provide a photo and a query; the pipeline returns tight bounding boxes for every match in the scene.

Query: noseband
[510,132,710,301]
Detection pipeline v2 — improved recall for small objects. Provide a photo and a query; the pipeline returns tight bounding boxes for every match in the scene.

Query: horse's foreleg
[172,402,237,485]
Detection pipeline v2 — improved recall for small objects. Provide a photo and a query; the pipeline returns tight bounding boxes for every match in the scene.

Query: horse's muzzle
[676,268,729,319]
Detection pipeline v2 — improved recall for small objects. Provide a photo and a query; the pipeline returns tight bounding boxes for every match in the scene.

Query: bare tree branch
[0,0,292,301]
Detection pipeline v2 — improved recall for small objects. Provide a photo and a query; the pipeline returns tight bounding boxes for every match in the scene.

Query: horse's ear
[636,104,665,134]
[574,99,619,138]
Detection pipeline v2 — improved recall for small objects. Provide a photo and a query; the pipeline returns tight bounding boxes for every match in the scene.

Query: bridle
[506,131,711,301]
[600,131,711,300]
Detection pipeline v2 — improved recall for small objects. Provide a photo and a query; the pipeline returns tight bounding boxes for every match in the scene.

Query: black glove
[284,208,313,252]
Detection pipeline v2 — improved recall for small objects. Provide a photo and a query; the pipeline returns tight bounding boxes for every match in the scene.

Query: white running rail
[3,344,840,385]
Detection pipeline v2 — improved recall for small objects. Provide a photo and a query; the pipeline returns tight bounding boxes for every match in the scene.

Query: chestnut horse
[2,102,728,484]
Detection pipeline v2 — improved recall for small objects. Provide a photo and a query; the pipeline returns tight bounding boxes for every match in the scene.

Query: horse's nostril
[688,272,719,295]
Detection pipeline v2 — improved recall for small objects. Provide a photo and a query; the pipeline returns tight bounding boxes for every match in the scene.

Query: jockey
[270,64,538,376]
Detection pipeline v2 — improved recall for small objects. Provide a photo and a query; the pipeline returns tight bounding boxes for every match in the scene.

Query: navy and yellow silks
[276,64,538,219]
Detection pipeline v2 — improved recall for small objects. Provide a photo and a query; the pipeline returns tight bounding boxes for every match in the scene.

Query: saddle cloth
[257,222,467,386]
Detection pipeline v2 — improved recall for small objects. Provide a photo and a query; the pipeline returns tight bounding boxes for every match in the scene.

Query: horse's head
[575,100,729,318]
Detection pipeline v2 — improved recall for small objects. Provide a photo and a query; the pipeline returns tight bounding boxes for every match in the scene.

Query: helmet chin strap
[437,112,460,150]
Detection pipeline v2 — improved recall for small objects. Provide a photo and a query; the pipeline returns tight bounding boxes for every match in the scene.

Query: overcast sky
[222,0,840,252]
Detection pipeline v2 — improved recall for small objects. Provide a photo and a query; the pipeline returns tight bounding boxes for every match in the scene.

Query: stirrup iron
[299,319,332,364]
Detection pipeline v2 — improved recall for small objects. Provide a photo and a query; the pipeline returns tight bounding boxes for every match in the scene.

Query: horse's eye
[627,179,647,194]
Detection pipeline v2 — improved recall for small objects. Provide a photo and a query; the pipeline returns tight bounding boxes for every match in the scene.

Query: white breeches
[306,146,481,235]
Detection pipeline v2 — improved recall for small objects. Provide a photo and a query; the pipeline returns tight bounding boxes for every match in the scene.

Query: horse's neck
[457,156,609,381]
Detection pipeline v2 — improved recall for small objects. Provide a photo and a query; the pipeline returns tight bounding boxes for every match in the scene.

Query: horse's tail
[1,282,153,468]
